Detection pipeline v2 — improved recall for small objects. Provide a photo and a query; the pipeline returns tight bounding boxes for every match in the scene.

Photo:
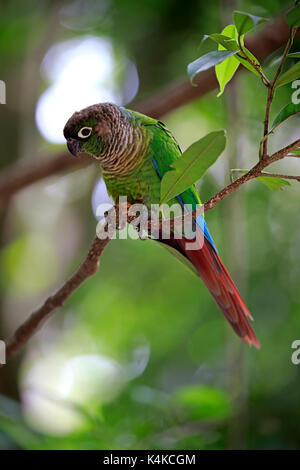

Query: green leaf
[257,176,291,191]
[232,169,291,191]
[173,385,231,421]
[237,46,262,77]
[291,148,300,154]
[275,61,300,88]
[234,10,267,36]
[286,4,300,28]
[209,26,261,77]
[287,52,300,58]
[271,102,300,131]
[187,50,238,84]
[215,25,240,96]
[160,131,226,204]
[209,33,239,51]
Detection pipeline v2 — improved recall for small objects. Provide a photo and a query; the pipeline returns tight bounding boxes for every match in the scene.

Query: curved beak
[67,138,83,157]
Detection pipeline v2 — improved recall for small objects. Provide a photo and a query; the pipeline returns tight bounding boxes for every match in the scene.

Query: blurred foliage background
[0,0,300,450]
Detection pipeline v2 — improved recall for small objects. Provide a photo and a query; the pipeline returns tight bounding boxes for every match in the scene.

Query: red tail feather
[177,236,260,348]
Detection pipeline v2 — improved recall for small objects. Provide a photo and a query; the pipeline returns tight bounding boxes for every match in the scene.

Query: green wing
[147,120,200,275]
[147,120,201,209]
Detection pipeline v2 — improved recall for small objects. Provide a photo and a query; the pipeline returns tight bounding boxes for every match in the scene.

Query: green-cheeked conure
[64,102,259,348]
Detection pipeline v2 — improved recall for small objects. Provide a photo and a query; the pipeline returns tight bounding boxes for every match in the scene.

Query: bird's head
[63,102,119,159]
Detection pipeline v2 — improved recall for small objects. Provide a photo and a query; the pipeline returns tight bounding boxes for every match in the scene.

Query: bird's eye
[78,127,92,139]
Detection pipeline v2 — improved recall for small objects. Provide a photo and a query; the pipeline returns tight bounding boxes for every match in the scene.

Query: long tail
[177,235,260,348]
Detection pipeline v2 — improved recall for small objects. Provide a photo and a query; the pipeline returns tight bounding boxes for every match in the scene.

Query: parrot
[64,102,260,348]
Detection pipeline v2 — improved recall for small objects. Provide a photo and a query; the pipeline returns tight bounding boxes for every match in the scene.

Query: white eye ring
[78,127,92,139]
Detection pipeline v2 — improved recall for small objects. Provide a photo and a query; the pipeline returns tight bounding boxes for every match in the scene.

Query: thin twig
[3,202,136,360]
[261,28,296,159]
[174,137,300,217]
[231,169,300,182]
[259,171,300,181]
[262,85,274,158]
[204,137,300,211]
[271,29,296,88]
[237,36,271,86]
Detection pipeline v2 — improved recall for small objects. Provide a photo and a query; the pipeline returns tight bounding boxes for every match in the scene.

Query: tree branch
[204,138,300,212]
[4,136,300,361]
[0,152,90,208]
[261,28,296,159]
[5,234,113,360]
[163,137,300,222]
[3,201,138,360]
